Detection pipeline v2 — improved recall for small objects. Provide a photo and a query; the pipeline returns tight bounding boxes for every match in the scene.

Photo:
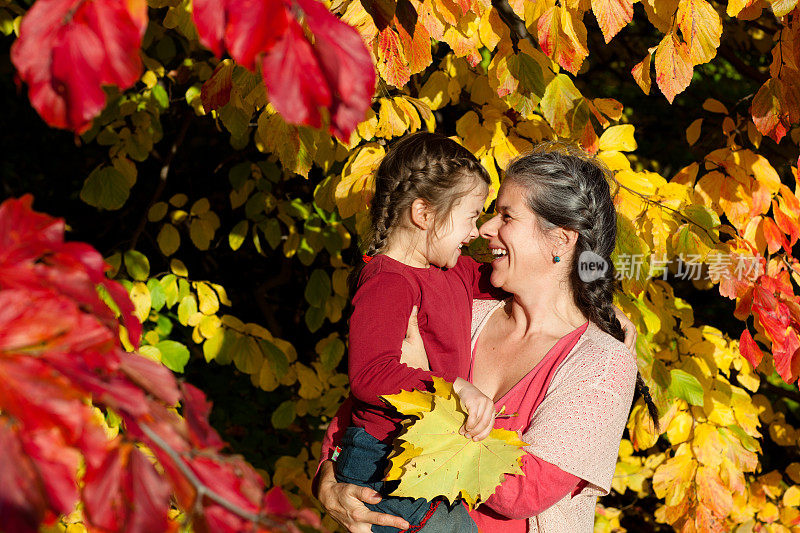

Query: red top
[468,320,589,532]
[348,254,498,442]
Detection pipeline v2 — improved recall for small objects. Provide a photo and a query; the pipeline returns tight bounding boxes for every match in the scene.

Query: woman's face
[479,180,555,292]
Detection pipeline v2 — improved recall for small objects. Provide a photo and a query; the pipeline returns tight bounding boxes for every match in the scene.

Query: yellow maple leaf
[382,377,527,508]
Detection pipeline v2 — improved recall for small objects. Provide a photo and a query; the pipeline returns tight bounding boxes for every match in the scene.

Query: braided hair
[349,132,491,291]
[504,142,659,431]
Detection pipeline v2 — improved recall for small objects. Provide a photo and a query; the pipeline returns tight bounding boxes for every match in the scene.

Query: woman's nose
[479,215,499,238]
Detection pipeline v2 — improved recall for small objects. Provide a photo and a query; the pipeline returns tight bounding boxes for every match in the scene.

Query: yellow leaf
[666,410,693,444]
[478,8,507,50]
[594,98,624,120]
[195,281,220,315]
[335,143,384,219]
[157,223,180,256]
[787,462,800,484]
[597,150,631,171]
[652,443,697,505]
[686,118,703,145]
[376,98,410,139]
[384,377,526,508]
[296,363,323,399]
[677,0,722,65]
[599,124,637,152]
[537,4,589,75]
[381,388,434,417]
[540,74,582,137]
[130,282,151,323]
[148,201,168,222]
[198,314,221,339]
[783,485,800,507]
[189,218,215,250]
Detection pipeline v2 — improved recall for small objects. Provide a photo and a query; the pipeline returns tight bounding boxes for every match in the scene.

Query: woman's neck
[504,286,587,339]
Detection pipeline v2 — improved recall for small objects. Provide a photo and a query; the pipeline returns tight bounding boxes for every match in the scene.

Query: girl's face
[479,180,554,292]
[427,183,488,269]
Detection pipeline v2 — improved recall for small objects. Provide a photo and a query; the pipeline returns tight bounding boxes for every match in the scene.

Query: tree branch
[130,114,192,251]
[139,422,290,531]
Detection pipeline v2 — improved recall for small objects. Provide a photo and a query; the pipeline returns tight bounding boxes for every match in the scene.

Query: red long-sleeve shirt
[348,254,498,442]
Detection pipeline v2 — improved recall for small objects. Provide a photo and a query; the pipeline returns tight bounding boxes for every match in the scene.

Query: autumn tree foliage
[3,0,800,531]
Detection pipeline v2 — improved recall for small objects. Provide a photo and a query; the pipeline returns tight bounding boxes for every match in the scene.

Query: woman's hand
[614,305,638,353]
[315,461,410,532]
[400,306,429,370]
[453,378,495,441]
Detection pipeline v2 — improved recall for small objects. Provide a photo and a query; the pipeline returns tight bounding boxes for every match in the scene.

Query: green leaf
[260,339,289,380]
[262,218,282,249]
[271,400,296,429]
[161,274,179,307]
[668,368,705,406]
[305,305,326,332]
[318,335,345,371]
[147,278,166,312]
[177,295,198,325]
[305,269,331,307]
[156,340,190,373]
[509,53,545,98]
[152,84,169,109]
[80,166,131,210]
[124,250,150,281]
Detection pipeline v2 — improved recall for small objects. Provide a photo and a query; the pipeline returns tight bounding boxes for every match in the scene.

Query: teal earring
[553,255,560,263]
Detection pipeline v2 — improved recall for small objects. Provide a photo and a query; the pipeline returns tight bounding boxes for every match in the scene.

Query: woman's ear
[409,198,434,230]
[553,227,579,258]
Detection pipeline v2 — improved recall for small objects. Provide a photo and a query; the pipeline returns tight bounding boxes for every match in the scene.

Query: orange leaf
[739,329,763,368]
[591,0,634,43]
[631,51,652,94]
[655,34,693,103]
[396,20,432,76]
[750,78,790,143]
[695,466,734,520]
[377,28,412,88]
[761,216,785,254]
[677,0,722,65]
[537,5,589,75]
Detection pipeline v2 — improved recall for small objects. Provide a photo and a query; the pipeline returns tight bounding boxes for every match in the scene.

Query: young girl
[336,132,499,532]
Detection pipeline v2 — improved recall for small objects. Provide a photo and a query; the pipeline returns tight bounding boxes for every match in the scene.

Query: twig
[138,422,287,531]
[130,114,192,251]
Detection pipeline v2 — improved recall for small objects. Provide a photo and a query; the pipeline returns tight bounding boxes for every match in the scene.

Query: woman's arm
[315,461,411,533]
[481,453,582,519]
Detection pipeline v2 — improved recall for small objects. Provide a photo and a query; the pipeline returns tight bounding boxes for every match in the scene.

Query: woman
[315,145,653,532]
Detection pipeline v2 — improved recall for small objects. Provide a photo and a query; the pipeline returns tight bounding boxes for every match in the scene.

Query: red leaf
[180,382,225,451]
[127,447,172,533]
[201,61,234,112]
[262,486,295,517]
[120,351,181,406]
[22,429,81,516]
[377,27,412,88]
[225,0,289,70]
[773,327,800,382]
[0,420,48,533]
[192,0,226,57]
[83,445,126,530]
[739,329,763,368]
[10,0,147,133]
[296,0,377,138]
[261,18,331,130]
[751,78,790,143]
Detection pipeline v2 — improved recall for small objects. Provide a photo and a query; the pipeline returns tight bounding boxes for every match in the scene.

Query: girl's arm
[348,272,458,406]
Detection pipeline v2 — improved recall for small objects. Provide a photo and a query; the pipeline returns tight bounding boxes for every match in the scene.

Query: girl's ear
[409,198,434,230]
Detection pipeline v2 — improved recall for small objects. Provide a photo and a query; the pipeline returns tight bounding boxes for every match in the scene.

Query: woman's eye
[502,214,511,221]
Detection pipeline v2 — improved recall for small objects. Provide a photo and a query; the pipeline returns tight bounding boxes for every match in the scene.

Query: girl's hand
[614,305,638,353]
[453,378,495,441]
[400,306,429,370]
[315,461,410,533]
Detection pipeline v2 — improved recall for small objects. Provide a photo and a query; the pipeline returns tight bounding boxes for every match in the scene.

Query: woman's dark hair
[349,132,491,291]
[504,142,659,430]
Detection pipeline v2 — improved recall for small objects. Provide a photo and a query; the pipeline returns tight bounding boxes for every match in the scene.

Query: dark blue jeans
[334,427,478,533]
